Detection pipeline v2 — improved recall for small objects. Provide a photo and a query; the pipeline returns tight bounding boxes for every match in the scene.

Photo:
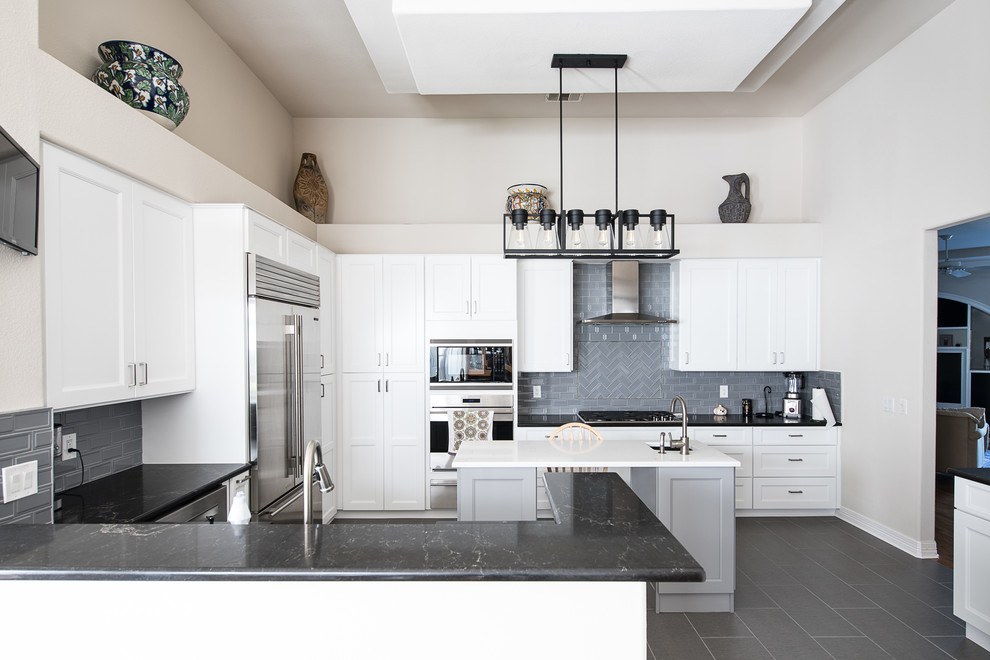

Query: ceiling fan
[939,235,972,278]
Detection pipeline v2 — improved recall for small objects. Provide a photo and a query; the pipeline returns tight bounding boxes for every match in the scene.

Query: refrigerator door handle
[284,315,297,478]
[294,314,306,479]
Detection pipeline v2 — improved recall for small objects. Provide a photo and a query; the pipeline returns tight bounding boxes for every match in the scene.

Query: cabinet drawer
[693,427,752,446]
[520,428,555,441]
[753,446,836,477]
[955,477,990,520]
[710,445,752,477]
[753,478,836,509]
[755,428,833,446]
[735,477,753,509]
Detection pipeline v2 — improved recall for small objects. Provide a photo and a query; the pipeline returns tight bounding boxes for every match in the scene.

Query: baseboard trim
[837,506,939,559]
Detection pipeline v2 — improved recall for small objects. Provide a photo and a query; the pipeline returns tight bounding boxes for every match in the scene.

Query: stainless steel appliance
[428,390,514,509]
[578,410,679,424]
[246,254,324,523]
[782,371,805,419]
[429,340,512,387]
[154,485,228,523]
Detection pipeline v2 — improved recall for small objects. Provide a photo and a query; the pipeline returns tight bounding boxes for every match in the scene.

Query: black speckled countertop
[517,413,831,428]
[54,464,251,524]
[1,472,704,583]
[948,467,990,487]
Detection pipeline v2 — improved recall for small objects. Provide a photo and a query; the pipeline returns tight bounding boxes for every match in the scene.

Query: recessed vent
[545,92,583,102]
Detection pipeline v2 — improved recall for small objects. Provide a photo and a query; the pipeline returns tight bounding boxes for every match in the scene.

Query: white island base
[453,440,739,612]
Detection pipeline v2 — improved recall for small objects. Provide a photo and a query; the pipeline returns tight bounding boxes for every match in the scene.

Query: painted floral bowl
[92,40,190,130]
[506,183,548,217]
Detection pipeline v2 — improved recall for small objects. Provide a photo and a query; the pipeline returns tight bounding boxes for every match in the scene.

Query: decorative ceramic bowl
[505,183,548,217]
[92,40,190,130]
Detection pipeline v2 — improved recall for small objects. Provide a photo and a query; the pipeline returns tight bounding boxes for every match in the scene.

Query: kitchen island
[0,472,701,659]
[453,439,740,612]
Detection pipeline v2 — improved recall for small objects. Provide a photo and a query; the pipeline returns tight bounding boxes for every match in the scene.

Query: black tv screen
[0,124,39,255]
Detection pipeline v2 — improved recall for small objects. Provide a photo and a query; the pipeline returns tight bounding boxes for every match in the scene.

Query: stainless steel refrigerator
[247,254,323,523]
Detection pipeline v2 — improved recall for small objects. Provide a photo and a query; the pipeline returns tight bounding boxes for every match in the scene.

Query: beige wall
[294,117,804,226]
[805,0,990,550]
[39,0,297,206]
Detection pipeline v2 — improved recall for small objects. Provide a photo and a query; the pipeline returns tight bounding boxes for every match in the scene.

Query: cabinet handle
[684,352,689,364]
[713,434,727,438]
[385,379,389,393]
[378,379,381,393]
[473,300,478,314]
[788,490,804,494]
[779,352,785,364]
[564,353,570,366]
[126,363,137,387]
[321,354,325,369]
[385,353,389,367]
[787,458,804,462]
[771,352,777,365]
[466,301,470,314]
[138,362,148,386]
[321,383,325,398]
[788,434,804,438]
[377,353,382,367]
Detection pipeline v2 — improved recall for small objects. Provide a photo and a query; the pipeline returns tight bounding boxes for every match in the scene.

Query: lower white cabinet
[320,374,338,520]
[340,372,425,510]
[751,427,837,511]
[954,476,990,652]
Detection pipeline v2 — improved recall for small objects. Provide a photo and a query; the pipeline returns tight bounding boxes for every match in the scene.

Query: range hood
[580,261,677,325]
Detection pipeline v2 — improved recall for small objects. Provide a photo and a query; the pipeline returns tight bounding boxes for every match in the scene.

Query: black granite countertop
[948,467,990,487]
[517,413,831,428]
[1,473,704,583]
[54,464,251,524]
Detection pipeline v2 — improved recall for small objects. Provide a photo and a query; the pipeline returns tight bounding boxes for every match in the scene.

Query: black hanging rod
[551,54,627,69]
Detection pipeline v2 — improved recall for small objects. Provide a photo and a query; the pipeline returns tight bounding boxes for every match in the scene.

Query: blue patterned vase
[92,41,190,130]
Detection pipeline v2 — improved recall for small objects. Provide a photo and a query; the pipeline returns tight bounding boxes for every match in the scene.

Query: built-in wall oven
[428,340,515,510]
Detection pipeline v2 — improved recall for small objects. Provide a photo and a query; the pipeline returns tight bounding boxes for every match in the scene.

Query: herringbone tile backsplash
[519,262,842,420]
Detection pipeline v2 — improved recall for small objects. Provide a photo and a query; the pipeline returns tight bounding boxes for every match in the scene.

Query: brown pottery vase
[293,153,329,224]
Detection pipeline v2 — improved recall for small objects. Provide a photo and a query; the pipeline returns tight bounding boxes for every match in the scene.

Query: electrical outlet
[533,385,542,399]
[719,385,729,398]
[2,461,38,503]
[62,433,77,461]
[897,399,908,415]
[882,397,894,413]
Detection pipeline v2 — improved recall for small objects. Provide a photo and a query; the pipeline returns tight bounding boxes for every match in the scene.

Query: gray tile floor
[648,517,990,660]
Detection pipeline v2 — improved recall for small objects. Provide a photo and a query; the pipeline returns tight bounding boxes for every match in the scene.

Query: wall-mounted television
[0,124,39,255]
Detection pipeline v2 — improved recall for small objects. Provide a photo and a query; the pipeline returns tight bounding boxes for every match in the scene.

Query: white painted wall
[805,0,990,549]
[294,117,804,225]
[38,0,297,207]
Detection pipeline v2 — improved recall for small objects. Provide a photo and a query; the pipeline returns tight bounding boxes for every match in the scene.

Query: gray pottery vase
[718,173,751,223]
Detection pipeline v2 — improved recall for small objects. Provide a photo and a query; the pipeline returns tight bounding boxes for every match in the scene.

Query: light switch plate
[882,397,894,412]
[533,385,542,398]
[896,399,908,415]
[719,385,729,398]
[2,461,38,503]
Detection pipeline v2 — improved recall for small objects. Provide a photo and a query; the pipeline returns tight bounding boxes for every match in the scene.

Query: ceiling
[186,0,952,119]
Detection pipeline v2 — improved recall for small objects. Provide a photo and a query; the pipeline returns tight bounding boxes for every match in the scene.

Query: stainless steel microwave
[429,340,512,387]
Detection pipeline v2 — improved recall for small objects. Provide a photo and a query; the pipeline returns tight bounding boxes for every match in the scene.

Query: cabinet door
[320,374,338,520]
[286,230,319,275]
[737,260,778,370]
[425,255,471,320]
[518,260,573,372]
[955,508,990,634]
[246,210,287,263]
[383,256,424,372]
[43,144,136,409]
[777,259,819,370]
[318,247,335,375]
[131,184,196,397]
[678,260,737,371]
[340,373,384,509]
[472,255,517,320]
[339,255,383,372]
[383,373,426,509]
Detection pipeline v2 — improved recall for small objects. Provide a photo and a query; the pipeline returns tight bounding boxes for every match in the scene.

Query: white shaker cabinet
[246,210,319,275]
[677,260,737,371]
[318,247,336,375]
[518,260,573,372]
[339,255,424,374]
[676,259,819,372]
[954,476,990,652]
[425,255,517,322]
[43,143,195,410]
[320,373,338,520]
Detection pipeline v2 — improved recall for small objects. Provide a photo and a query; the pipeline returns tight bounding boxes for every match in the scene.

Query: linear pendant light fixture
[503,53,679,260]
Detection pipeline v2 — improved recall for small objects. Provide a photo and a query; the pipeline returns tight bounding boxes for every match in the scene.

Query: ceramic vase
[92,41,189,130]
[718,173,751,223]
[293,153,330,224]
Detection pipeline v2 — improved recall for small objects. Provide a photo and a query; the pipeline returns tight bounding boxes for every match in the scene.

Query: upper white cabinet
[318,246,336,375]
[425,255,516,321]
[43,143,195,410]
[677,258,819,372]
[339,255,424,373]
[518,260,573,372]
[246,210,318,275]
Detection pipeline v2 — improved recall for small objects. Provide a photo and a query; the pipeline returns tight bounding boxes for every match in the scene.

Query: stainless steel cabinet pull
[321,354,325,369]
[788,434,804,438]
[138,362,148,386]
[473,300,478,314]
[465,301,470,314]
[772,352,777,364]
[788,490,804,494]
[126,363,137,387]
[378,379,381,393]
[713,434,727,438]
[385,380,389,393]
[385,353,389,367]
[377,352,382,366]
[788,458,804,462]
[564,353,570,366]
[321,383,325,398]
[779,352,785,364]
[684,352,689,364]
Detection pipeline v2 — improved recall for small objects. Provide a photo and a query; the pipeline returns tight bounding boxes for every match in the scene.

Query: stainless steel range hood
[580,261,676,325]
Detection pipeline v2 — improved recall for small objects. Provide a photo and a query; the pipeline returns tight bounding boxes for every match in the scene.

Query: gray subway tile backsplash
[0,407,53,524]
[519,262,842,420]
[53,401,143,493]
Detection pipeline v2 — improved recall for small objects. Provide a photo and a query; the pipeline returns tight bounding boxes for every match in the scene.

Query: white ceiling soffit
[344,0,846,96]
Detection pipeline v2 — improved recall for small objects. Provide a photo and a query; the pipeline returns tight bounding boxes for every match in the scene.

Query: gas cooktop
[577,410,681,424]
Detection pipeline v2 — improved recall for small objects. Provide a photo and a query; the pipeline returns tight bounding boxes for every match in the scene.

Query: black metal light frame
[503,53,679,260]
